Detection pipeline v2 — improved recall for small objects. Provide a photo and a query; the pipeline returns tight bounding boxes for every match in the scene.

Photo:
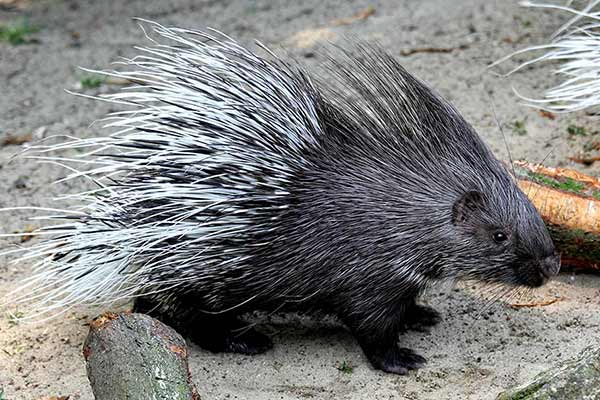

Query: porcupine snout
[539,254,561,280]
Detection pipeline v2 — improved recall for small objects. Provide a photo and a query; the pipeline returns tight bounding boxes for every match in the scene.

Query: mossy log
[497,346,600,400]
[83,312,200,400]
[515,162,600,271]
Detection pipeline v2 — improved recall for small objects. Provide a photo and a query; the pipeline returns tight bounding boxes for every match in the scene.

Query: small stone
[13,176,28,189]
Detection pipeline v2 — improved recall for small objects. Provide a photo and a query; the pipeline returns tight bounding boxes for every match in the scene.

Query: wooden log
[497,346,600,400]
[83,312,200,400]
[515,162,600,271]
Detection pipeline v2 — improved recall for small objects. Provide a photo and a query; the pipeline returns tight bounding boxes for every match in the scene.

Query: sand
[1,0,600,399]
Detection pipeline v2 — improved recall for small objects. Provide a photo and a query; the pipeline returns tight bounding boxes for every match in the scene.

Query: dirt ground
[1,0,600,399]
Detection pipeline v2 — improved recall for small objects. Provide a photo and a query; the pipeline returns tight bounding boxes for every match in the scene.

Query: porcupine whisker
[487,94,516,178]
[477,287,514,319]
[506,285,524,304]
[474,283,514,319]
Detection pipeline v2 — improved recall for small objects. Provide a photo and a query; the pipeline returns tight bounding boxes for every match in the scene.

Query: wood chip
[1,132,32,146]
[511,298,562,308]
[330,6,375,27]
[538,110,556,120]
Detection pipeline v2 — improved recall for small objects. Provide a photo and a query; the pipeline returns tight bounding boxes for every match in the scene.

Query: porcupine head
[2,21,560,375]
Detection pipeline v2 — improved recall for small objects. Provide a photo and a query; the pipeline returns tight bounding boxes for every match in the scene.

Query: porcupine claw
[364,345,427,375]
[221,329,273,355]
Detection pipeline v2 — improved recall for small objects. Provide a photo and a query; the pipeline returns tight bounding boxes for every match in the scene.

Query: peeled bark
[515,162,600,271]
[83,312,200,400]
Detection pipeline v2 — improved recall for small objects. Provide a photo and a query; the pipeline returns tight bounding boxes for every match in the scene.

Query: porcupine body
[12,22,560,374]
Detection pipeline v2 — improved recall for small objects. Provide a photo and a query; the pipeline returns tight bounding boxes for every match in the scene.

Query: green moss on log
[497,346,600,400]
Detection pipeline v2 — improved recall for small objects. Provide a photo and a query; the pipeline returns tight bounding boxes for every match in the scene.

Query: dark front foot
[403,303,441,332]
[196,325,273,355]
[362,342,426,375]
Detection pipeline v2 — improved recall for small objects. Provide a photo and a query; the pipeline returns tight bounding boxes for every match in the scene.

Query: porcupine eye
[492,231,508,243]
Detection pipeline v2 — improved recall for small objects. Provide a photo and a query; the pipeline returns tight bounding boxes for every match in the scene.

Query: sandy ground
[1,0,600,399]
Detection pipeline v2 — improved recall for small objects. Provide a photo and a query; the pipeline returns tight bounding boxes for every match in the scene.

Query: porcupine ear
[452,191,483,225]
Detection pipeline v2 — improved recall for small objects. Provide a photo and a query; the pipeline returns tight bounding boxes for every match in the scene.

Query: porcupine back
[5,21,530,322]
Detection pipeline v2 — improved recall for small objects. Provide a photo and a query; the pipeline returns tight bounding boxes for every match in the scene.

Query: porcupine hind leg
[402,300,441,332]
[341,299,427,375]
[191,317,273,355]
[133,296,273,355]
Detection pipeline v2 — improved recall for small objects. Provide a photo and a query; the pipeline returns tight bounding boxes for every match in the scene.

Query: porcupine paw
[365,345,426,375]
[224,328,273,355]
[196,327,273,355]
[403,304,441,332]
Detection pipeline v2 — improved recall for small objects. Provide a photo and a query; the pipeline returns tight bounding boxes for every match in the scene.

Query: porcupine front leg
[133,295,273,355]
[341,299,426,375]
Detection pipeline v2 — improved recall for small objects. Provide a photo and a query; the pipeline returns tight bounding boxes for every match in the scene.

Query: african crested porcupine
[6,21,560,374]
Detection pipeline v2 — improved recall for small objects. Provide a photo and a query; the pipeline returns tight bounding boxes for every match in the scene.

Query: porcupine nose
[540,255,561,279]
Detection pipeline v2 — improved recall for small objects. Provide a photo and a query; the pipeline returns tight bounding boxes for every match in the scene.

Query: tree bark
[83,312,200,400]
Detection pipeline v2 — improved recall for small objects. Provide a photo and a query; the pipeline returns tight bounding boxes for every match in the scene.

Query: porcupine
[8,21,561,374]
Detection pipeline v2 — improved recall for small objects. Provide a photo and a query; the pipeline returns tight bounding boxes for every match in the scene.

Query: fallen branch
[83,312,200,400]
[515,162,600,271]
